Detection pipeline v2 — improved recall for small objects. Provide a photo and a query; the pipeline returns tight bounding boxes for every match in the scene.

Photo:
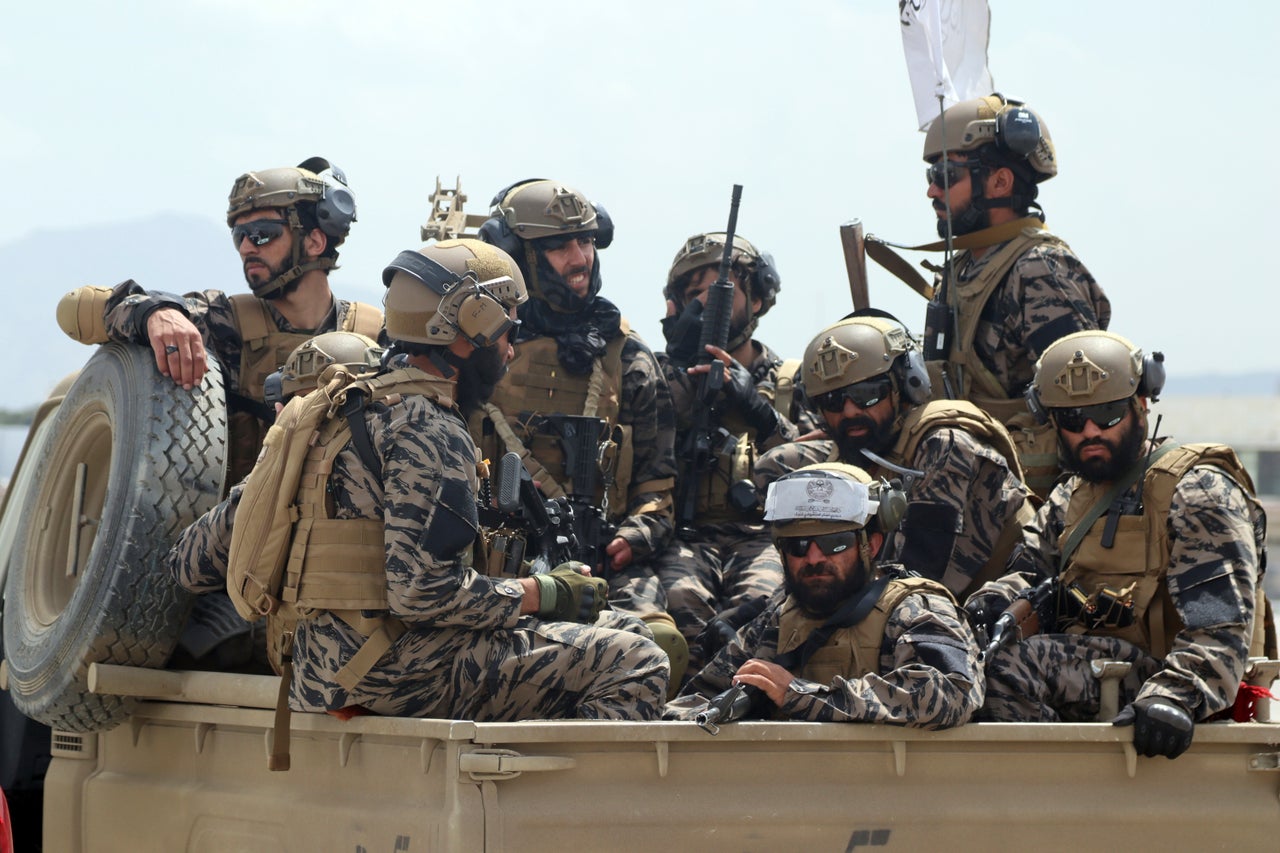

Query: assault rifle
[481,451,579,576]
[535,414,618,574]
[674,183,743,537]
[979,575,1058,664]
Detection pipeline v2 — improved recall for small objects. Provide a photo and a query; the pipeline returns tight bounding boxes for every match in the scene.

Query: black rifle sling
[775,574,894,672]
[1056,443,1179,573]
[341,389,382,483]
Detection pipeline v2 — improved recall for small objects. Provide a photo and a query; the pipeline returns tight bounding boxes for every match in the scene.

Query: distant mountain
[2,215,1277,411]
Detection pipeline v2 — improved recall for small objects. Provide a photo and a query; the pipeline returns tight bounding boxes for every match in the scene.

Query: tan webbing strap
[228,293,274,348]
[333,618,408,692]
[268,640,295,771]
[583,357,606,418]
[898,217,1049,253]
[865,238,935,300]
[481,403,569,498]
[774,358,802,418]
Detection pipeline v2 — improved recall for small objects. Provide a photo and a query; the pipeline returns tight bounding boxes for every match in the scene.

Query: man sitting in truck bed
[665,463,983,728]
[969,331,1273,759]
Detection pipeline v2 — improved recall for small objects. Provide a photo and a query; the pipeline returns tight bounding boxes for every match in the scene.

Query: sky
[2,0,1277,406]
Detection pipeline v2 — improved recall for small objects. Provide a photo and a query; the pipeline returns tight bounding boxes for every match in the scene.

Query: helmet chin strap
[247,205,337,299]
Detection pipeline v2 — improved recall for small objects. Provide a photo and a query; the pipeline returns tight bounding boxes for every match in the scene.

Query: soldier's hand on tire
[146,308,208,390]
[1112,697,1195,758]
[535,563,608,623]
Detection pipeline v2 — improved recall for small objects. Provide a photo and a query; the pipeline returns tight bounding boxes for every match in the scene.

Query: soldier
[971,331,1272,759]
[754,313,1034,600]
[168,239,669,722]
[920,94,1110,496]
[170,329,383,670]
[56,157,383,487]
[665,463,982,728]
[655,232,816,680]
[474,178,686,677]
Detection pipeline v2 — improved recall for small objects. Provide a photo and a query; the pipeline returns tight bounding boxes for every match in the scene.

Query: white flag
[899,0,994,131]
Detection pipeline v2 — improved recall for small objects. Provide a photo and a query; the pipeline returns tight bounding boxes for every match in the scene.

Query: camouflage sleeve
[1137,467,1260,720]
[778,592,984,729]
[981,243,1110,395]
[751,439,837,502]
[616,335,676,559]
[900,427,1033,592]
[103,281,216,345]
[331,396,524,628]
[166,483,243,594]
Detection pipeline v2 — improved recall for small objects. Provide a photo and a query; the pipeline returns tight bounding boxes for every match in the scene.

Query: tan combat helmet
[1031,330,1165,410]
[664,233,781,316]
[484,179,611,243]
[922,94,1057,182]
[227,158,357,298]
[382,238,528,347]
[802,315,930,403]
[279,331,382,398]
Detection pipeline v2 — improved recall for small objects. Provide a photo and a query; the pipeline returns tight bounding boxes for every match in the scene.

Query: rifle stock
[839,220,869,310]
[981,575,1058,663]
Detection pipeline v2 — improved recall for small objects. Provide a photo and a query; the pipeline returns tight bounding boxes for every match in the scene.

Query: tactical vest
[226,293,383,487]
[470,324,652,522]
[1056,443,1272,661]
[227,366,456,684]
[888,401,1036,592]
[776,576,954,685]
[926,227,1070,499]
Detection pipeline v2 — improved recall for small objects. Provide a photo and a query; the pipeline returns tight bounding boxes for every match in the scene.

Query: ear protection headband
[384,250,515,348]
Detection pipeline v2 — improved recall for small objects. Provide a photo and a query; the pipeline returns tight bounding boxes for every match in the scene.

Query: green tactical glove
[534,562,608,624]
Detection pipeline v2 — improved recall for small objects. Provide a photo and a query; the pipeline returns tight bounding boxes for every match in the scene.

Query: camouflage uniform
[101,281,380,485]
[948,240,1110,399]
[657,340,812,674]
[753,408,1033,600]
[169,379,669,720]
[664,566,983,728]
[979,438,1266,723]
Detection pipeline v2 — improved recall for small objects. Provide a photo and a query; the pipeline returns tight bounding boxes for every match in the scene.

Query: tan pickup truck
[4,343,1279,851]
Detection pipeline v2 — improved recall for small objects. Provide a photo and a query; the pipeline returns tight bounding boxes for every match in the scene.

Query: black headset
[296,156,357,238]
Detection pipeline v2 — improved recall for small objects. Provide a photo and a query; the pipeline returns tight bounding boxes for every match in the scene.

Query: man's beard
[830,414,896,461]
[455,345,508,414]
[933,198,987,239]
[243,253,293,295]
[784,557,868,619]
[1065,417,1146,483]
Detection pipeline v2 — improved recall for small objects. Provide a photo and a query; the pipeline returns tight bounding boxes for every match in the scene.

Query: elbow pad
[56,285,114,344]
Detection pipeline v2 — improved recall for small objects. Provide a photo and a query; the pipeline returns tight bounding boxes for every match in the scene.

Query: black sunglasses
[776,530,861,559]
[1050,398,1131,433]
[231,219,290,248]
[815,378,893,413]
[926,159,979,188]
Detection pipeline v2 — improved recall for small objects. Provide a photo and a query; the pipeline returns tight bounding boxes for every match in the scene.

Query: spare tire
[3,343,226,731]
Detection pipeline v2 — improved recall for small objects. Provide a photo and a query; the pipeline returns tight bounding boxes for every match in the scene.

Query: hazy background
[3,0,1278,412]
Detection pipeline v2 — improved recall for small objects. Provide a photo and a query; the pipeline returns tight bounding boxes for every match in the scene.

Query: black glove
[721,358,779,441]
[1112,697,1195,759]
[962,592,1008,639]
[534,563,608,624]
[661,299,704,367]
